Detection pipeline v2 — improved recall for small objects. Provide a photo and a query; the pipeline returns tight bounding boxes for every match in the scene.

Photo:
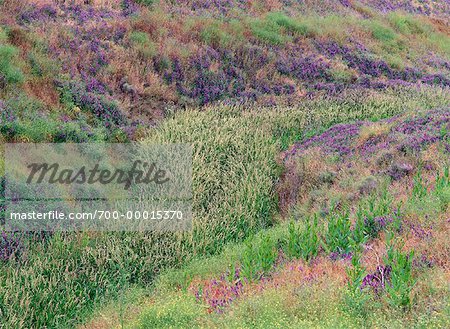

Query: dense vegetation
[0,0,449,141]
[0,1,449,328]
[126,105,450,328]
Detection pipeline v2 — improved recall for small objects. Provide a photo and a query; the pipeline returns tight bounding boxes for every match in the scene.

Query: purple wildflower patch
[19,4,57,24]
[194,267,244,313]
[63,5,114,23]
[288,108,450,161]
[290,121,364,157]
[0,101,16,124]
[276,54,331,82]
[330,251,353,261]
[394,109,450,153]
[0,231,23,262]
[61,81,127,127]
[122,0,139,16]
[360,265,391,294]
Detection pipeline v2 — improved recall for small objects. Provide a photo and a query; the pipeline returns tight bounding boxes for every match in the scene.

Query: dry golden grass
[356,122,392,148]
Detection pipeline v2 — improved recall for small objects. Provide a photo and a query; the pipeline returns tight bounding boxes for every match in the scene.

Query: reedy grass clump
[383,233,416,309]
[240,235,278,281]
[405,166,450,218]
[249,17,288,45]
[284,216,319,261]
[266,12,311,36]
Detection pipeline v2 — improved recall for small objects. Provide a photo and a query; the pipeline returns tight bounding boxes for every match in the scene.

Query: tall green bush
[0,45,24,84]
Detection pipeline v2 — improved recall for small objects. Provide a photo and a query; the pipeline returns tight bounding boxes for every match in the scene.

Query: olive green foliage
[0,45,24,84]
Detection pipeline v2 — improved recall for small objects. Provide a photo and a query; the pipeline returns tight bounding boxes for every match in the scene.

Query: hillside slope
[1,0,449,137]
[0,1,449,328]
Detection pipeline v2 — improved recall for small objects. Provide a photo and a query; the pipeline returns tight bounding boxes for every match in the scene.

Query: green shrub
[267,12,310,36]
[0,45,24,84]
[249,18,287,45]
[383,234,416,309]
[130,31,150,45]
[324,210,352,254]
[368,21,397,42]
[240,235,278,281]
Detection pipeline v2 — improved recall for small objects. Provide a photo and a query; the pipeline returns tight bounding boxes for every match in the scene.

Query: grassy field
[0,1,449,328]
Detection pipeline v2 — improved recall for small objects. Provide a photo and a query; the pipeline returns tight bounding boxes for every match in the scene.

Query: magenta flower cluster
[194,268,244,313]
